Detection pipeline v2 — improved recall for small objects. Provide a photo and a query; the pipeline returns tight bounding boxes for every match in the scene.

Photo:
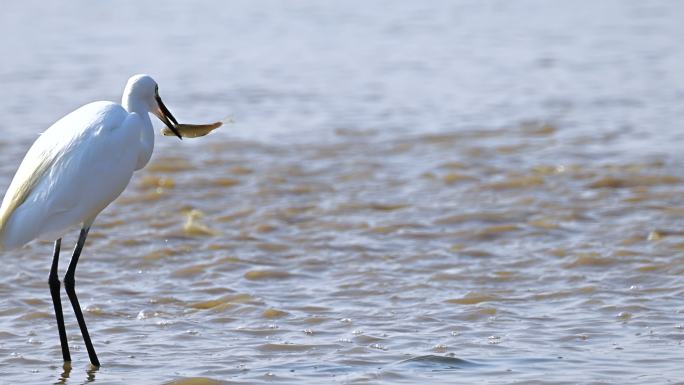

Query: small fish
[161,121,223,138]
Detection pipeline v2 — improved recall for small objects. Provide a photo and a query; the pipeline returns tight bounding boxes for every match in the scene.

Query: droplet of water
[137,310,159,320]
[617,312,632,321]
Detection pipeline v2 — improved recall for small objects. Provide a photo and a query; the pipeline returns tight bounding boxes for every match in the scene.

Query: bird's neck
[122,97,155,170]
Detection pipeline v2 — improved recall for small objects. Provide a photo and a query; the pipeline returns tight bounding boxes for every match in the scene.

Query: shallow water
[2,1,684,384]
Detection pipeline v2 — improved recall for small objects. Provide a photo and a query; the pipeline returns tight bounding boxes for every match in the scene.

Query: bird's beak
[153,92,182,140]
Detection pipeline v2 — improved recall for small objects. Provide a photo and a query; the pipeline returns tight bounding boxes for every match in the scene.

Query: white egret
[0,74,188,367]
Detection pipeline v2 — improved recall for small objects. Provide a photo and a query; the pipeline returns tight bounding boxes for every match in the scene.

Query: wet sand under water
[1,123,684,384]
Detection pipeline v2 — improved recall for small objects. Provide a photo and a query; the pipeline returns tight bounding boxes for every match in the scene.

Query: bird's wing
[0,101,130,249]
[0,143,56,242]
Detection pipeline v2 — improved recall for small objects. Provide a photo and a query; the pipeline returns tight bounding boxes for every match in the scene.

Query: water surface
[1,1,684,384]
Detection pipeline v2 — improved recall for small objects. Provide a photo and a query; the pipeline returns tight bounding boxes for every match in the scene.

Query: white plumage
[0,74,181,250]
[1,102,137,249]
[0,74,184,367]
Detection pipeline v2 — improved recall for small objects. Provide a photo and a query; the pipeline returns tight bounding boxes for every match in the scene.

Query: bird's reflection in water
[54,362,71,385]
[54,362,99,385]
[84,364,99,384]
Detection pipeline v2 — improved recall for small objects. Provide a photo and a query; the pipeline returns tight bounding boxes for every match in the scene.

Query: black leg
[64,227,100,367]
[49,238,71,362]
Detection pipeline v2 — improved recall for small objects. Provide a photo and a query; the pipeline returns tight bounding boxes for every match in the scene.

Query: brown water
[2,1,684,384]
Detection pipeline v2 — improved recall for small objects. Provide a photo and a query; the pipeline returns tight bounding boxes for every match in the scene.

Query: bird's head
[123,74,182,140]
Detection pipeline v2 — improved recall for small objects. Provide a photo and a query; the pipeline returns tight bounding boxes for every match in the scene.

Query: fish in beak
[152,89,183,140]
